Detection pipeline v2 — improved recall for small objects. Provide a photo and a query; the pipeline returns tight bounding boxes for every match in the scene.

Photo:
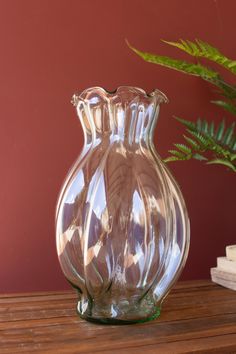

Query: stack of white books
[211,245,236,291]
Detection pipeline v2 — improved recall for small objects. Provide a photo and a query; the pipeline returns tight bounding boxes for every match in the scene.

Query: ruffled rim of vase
[71,86,168,107]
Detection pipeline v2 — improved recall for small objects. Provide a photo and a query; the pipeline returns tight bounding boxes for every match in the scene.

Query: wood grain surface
[1,280,236,353]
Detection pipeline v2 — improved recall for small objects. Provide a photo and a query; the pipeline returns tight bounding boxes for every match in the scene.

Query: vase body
[56,86,190,324]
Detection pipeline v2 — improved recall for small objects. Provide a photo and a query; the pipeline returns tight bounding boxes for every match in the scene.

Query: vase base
[77,307,161,325]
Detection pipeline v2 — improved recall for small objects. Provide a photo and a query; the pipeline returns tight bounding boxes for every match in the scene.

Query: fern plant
[165,117,236,172]
[128,39,236,172]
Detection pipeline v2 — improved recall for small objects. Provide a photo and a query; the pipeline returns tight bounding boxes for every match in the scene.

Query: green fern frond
[168,150,188,159]
[174,143,192,155]
[214,81,236,100]
[211,100,236,115]
[165,117,236,172]
[192,153,208,161]
[215,120,225,141]
[222,122,235,144]
[175,117,236,150]
[127,40,236,103]
[230,154,236,161]
[162,39,236,100]
[164,156,182,163]
[202,119,209,133]
[183,135,201,150]
[230,136,236,150]
[165,151,191,163]
[127,39,236,172]
[127,42,219,80]
[206,159,236,172]
[186,129,210,148]
[187,119,235,158]
[163,39,236,74]
[174,116,195,129]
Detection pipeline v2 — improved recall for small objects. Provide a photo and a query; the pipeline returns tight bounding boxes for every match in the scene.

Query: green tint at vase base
[78,308,161,325]
[76,295,161,325]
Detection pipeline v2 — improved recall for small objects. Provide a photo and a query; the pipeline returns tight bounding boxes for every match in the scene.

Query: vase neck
[72,86,168,145]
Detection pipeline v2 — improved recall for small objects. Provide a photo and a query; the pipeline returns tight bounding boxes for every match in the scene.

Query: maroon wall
[1,0,235,293]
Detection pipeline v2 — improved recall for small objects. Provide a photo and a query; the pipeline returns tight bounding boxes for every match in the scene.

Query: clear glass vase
[56,86,190,324]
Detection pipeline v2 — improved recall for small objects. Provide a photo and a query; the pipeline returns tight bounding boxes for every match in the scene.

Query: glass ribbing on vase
[56,87,190,324]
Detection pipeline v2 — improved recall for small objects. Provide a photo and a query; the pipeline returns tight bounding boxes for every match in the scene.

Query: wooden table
[1,280,236,353]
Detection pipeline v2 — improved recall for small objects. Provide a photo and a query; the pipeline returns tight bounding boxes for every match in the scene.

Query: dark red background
[1,0,235,293]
